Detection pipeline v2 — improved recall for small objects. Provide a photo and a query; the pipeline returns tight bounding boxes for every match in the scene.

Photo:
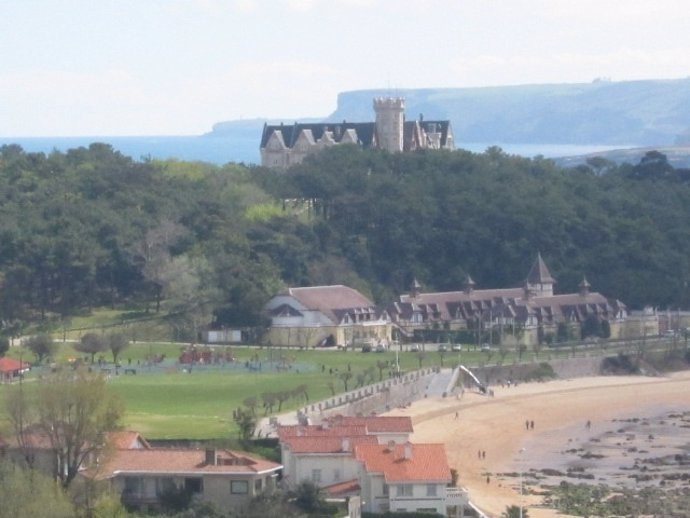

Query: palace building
[260,97,454,169]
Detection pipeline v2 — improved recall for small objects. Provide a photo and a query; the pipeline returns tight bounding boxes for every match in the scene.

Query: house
[388,253,628,346]
[354,442,467,516]
[278,416,413,491]
[92,447,282,513]
[260,97,454,169]
[0,429,150,481]
[0,356,31,382]
[264,285,392,348]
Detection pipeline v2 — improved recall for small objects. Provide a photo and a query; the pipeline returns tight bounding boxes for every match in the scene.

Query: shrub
[524,362,556,381]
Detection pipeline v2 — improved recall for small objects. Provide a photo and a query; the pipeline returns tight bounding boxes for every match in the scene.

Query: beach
[386,371,690,518]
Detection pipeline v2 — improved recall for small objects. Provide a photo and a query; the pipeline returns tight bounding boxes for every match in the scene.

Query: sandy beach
[386,371,690,518]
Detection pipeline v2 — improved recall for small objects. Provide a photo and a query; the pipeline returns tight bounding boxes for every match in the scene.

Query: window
[382,484,389,496]
[155,478,176,496]
[426,484,437,497]
[333,468,341,481]
[184,478,203,494]
[231,480,249,494]
[396,484,413,497]
[311,469,322,484]
[124,476,143,495]
[254,478,262,493]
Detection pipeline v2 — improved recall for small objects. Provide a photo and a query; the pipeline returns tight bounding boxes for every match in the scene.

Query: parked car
[375,344,386,353]
[410,344,421,352]
[361,344,372,353]
[438,344,448,352]
[451,344,463,352]
[480,343,491,352]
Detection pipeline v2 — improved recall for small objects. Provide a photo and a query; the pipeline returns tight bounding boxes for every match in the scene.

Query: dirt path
[385,372,690,518]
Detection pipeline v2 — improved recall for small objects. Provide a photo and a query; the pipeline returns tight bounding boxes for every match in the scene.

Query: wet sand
[385,371,690,518]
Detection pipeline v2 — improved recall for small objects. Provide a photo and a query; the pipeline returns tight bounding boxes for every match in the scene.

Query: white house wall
[388,482,447,514]
[287,454,359,489]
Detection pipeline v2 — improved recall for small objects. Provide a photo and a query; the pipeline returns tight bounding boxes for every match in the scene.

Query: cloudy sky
[1,0,689,136]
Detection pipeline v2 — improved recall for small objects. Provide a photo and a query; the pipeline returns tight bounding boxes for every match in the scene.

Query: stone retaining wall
[296,367,438,423]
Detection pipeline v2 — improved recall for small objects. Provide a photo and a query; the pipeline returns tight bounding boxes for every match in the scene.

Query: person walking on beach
[525,419,530,430]
[586,420,591,430]
[530,420,535,430]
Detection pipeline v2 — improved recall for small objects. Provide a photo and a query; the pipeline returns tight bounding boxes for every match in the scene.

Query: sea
[0,135,630,166]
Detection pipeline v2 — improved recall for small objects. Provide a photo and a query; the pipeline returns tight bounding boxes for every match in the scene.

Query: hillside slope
[209,78,690,149]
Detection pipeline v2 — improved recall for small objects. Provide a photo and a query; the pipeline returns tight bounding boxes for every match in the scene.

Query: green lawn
[2,341,571,440]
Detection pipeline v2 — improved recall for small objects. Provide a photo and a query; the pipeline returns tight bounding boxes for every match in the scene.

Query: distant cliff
[207,78,690,148]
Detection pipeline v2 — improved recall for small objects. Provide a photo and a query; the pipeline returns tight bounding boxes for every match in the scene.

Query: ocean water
[0,135,259,166]
[0,135,629,166]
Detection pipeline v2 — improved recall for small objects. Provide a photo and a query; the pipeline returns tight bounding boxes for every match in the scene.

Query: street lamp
[518,447,526,518]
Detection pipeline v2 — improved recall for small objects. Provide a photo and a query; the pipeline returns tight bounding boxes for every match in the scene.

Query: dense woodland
[1,143,690,339]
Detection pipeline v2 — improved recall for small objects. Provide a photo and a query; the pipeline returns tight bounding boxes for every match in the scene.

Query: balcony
[445,486,468,506]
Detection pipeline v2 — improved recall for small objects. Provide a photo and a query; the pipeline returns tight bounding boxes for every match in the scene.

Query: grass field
[2,339,571,440]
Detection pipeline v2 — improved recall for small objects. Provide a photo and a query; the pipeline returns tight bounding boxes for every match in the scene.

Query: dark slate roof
[527,253,556,284]
[420,120,452,144]
[260,122,376,149]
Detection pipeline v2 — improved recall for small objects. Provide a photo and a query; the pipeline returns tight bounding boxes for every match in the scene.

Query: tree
[233,408,257,442]
[581,315,601,339]
[106,332,129,365]
[415,351,426,369]
[0,335,8,357]
[6,368,124,488]
[0,459,75,518]
[502,504,529,518]
[22,334,55,364]
[339,371,353,391]
[261,392,277,415]
[130,219,186,313]
[275,391,291,411]
[293,480,326,514]
[76,332,107,363]
[376,359,389,381]
[242,396,259,416]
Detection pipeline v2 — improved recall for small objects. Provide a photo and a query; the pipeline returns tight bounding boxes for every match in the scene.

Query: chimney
[341,438,351,452]
[386,440,396,452]
[205,448,217,466]
[403,443,412,460]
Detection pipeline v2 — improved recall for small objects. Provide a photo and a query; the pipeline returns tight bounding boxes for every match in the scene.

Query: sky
[1,0,689,137]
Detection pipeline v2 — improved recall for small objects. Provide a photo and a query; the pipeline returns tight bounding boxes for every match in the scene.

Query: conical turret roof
[527,253,556,284]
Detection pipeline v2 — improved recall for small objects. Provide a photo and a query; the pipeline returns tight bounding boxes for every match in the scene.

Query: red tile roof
[96,448,281,479]
[3,429,150,451]
[278,424,368,439]
[107,431,150,450]
[0,357,30,373]
[323,478,361,497]
[354,443,451,483]
[325,415,414,434]
[283,435,377,454]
